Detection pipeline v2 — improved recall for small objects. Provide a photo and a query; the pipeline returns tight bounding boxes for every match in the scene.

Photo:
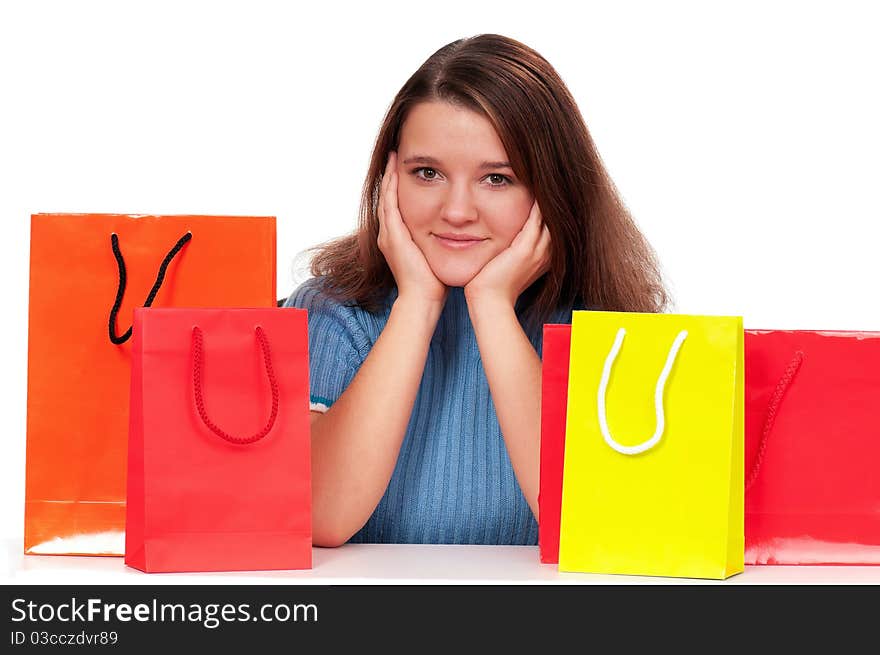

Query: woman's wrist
[392,293,446,328]
[463,281,517,310]
[465,292,518,331]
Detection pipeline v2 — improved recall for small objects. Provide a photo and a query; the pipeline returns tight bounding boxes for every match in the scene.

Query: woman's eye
[411,168,510,186]
[486,173,510,186]
[414,167,439,181]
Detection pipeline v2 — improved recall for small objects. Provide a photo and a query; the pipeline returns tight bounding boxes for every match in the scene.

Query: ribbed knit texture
[285,277,574,545]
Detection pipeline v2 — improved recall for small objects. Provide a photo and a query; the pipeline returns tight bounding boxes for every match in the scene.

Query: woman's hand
[378,151,448,307]
[464,200,551,308]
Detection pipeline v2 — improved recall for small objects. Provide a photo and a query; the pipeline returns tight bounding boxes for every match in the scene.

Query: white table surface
[4,538,880,585]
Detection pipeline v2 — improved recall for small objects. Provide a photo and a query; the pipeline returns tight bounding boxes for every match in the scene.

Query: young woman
[285,34,668,547]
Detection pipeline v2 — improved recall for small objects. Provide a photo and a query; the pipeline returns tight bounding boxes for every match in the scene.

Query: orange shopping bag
[25,213,276,555]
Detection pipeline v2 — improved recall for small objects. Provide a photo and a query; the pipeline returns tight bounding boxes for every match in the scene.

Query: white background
[2,1,879,564]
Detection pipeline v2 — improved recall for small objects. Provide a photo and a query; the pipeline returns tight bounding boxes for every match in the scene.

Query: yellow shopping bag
[558,311,743,579]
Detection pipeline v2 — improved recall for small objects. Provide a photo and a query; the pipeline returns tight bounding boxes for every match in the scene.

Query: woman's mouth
[432,233,488,250]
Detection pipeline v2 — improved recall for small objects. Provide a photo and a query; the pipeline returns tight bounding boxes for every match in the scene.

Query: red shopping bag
[125,307,311,573]
[744,329,880,564]
[538,324,571,564]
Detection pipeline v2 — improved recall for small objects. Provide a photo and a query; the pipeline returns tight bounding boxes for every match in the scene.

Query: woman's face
[395,101,534,288]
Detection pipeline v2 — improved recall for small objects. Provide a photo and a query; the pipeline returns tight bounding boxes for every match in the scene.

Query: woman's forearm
[466,296,542,520]
[309,296,443,547]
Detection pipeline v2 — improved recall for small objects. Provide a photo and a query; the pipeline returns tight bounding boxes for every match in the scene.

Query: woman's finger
[384,167,409,242]
[381,151,394,198]
[378,152,396,230]
[517,200,541,249]
[387,163,403,227]
[377,186,386,237]
[382,171,399,239]
[538,223,551,252]
[378,157,392,230]
[528,200,543,236]
[537,224,552,272]
[387,153,400,212]
[541,223,551,244]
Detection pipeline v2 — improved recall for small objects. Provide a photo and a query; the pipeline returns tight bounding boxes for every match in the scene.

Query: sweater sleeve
[284,279,366,413]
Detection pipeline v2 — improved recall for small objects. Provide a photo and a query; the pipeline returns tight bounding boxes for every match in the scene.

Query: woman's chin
[429,263,481,289]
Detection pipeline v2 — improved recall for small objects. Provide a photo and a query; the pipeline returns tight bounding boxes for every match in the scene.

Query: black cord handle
[108,231,192,344]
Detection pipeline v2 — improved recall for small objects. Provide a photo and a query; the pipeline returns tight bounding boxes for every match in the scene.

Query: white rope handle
[597,328,688,455]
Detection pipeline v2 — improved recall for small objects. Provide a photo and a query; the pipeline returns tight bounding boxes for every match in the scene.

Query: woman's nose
[440,184,478,225]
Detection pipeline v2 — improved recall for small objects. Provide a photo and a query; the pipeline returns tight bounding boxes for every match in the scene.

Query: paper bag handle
[191,325,279,445]
[597,328,688,455]
[108,231,192,345]
[745,350,804,491]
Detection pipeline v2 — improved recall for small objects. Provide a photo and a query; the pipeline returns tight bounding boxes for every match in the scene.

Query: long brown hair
[310,34,669,327]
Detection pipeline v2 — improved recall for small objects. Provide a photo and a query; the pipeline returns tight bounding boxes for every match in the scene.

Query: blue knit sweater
[285,277,573,545]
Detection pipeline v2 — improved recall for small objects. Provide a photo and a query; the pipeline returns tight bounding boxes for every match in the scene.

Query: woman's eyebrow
[402,155,512,169]
[478,160,513,170]
[402,155,441,166]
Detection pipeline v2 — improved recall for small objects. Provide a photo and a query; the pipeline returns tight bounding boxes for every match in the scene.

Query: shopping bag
[125,307,311,573]
[538,324,571,564]
[744,329,880,564]
[558,311,744,579]
[25,213,276,555]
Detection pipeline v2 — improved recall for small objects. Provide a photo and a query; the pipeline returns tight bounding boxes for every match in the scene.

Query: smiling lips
[432,233,488,250]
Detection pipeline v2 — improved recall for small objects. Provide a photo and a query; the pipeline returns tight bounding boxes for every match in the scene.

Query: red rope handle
[745,350,804,491]
[191,325,279,444]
